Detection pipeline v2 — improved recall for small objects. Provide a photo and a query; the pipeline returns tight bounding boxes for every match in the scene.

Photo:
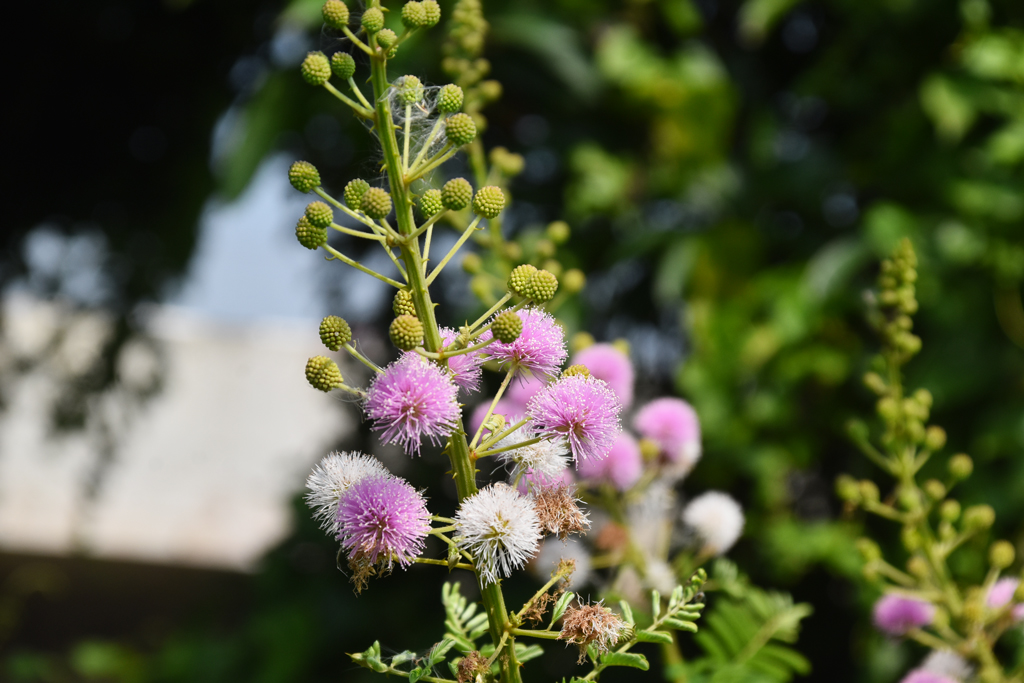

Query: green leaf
[664,618,699,632]
[551,592,575,624]
[391,651,416,666]
[635,630,674,644]
[408,666,425,683]
[651,590,662,620]
[619,600,634,625]
[601,651,650,670]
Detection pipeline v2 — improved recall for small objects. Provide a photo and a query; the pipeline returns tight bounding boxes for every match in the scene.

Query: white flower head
[681,491,744,556]
[305,451,391,535]
[921,650,973,682]
[455,483,542,585]
[496,427,570,484]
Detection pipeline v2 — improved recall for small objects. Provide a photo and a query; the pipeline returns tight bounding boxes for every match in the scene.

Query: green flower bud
[491,310,523,343]
[441,178,473,211]
[301,51,332,86]
[859,480,879,504]
[897,486,919,510]
[963,595,984,623]
[437,84,464,113]
[924,426,947,451]
[376,28,398,50]
[295,215,328,250]
[344,178,370,210]
[1014,582,1024,602]
[571,331,595,353]
[963,504,995,531]
[923,479,946,501]
[940,499,961,522]
[536,239,556,260]
[546,221,570,244]
[289,161,321,194]
[907,556,929,579]
[361,7,384,33]
[478,80,502,102]
[877,397,900,423]
[469,274,491,302]
[322,0,350,27]
[389,315,424,350]
[398,75,424,104]
[949,453,974,480]
[306,355,343,392]
[461,252,482,274]
[508,264,537,297]
[490,146,524,177]
[562,268,585,294]
[401,0,426,27]
[361,187,392,219]
[856,537,881,562]
[305,201,334,228]
[541,259,563,278]
[562,364,591,378]
[990,540,1015,569]
[914,388,933,408]
[898,332,922,355]
[420,189,444,217]
[319,315,352,351]
[638,438,660,461]
[862,371,886,395]
[896,314,913,331]
[835,475,861,504]
[503,241,522,261]
[392,289,417,318]
[445,113,477,146]
[472,186,505,219]
[421,0,440,25]
[331,51,356,79]
[906,420,926,444]
[527,269,558,302]
[902,526,922,551]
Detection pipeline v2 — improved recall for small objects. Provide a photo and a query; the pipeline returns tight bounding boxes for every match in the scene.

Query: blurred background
[2,0,1023,680]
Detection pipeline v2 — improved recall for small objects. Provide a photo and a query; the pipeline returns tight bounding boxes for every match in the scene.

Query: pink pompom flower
[571,343,634,408]
[900,672,957,683]
[527,374,622,464]
[482,308,567,380]
[336,474,431,568]
[439,326,484,393]
[633,397,701,472]
[987,577,1024,621]
[365,354,461,455]
[873,595,935,636]
[506,373,548,413]
[576,432,642,492]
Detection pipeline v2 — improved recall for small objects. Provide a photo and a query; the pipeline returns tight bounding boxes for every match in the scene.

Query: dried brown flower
[456,651,489,682]
[533,484,590,540]
[558,599,627,662]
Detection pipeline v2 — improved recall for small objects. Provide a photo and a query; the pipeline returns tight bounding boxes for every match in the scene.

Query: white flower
[681,491,744,555]
[305,451,391,535]
[496,428,569,484]
[921,650,973,682]
[455,483,542,585]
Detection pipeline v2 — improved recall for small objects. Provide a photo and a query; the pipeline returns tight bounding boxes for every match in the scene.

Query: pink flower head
[336,474,430,567]
[987,578,1024,622]
[482,308,567,380]
[365,354,461,455]
[439,327,484,393]
[873,595,935,636]
[506,373,548,413]
[571,344,634,408]
[527,374,622,464]
[900,672,957,683]
[517,467,575,495]
[634,398,701,470]
[576,432,642,492]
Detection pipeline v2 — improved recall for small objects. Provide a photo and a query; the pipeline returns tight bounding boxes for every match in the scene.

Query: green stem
[323,245,404,288]
[479,437,543,459]
[402,209,449,245]
[480,418,528,451]
[470,369,515,448]
[414,557,474,571]
[329,223,384,241]
[469,293,512,334]
[407,143,456,183]
[426,216,482,285]
[469,299,530,341]
[313,188,382,232]
[342,343,382,374]
[342,27,373,55]
[348,76,373,109]
[323,81,374,118]
[403,103,412,173]
[417,337,496,360]
[410,115,448,169]
[516,570,568,622]
[510,628,561,640]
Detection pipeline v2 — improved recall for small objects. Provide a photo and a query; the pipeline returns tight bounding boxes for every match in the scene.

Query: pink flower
[577,432,642,491]
[365,355,461,455]
[481,308,567,380]
[987,578,1024,622]
[873,595,934,636]
[516,467,574,495]
[336,475,430,567]
[527,374,621,464]
[506,373,548,413]
[633,397,701,471]
[900,672,957,683]
[439,326,484,393]
[571,344,634,408]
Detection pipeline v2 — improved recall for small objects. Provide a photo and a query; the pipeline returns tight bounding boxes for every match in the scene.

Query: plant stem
[470,369,515,449]
[479,437,543,458]
[323,245,404,288]
[426,216,482,285]
[342,343,383,374]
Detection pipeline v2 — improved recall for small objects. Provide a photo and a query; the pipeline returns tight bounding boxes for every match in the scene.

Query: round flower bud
[331,51,356,80]
[305,201,334,228]
[306,355,343,392]
[862,371,886,395]
[322,0,350,27]
[835,475,860,504]
[389,315,424,350]
[859,480,879,504]
[990,541,1015,569]
[924,425,947,451]
[301,51,332,86]
[562,364,591,379]
[527,269,558,302]
[902,526,922,551]
[419,189,444,217]
[949,453,974,480]
[546,220,570,244]
[923,479,946,501]
[289,161,321,193]
[441,178,473,211]
[361,7,384,33]
[399,75,424,105]
[375,28,398,50]
[503,241,522,261]
[508,264,537,296]
[401,0,426,27]
[541,260,562,278]
[490,147,524,176]
[437,84,464,113]
[319,315,352,351]
[940,499,961,522]
[856,537,881,562]
[445,113,477,146]
[295,215,328,250]
[907,556,929,579]
[478,79,502,101]
[421,0,440,25]
[393,289,417,317]
[462,253,482,274]
[536,239,556,259]
[471,186,505,219]
[963,504,995,531]
[877,396,899,423]
[562,269,585,294]
[491,310,523,344]
[344,178,370,210]
[361,187,392,219]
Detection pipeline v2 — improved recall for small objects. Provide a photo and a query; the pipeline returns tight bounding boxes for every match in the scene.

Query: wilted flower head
[576,431,642,492]
[439,326,484,393]
[531,483,590,540]
[681,491,744,555]
[496,427,570,485]
[571,343,634,408]
[987,577,1024,621]
[634,397,701,474]
[336,474,430,570]
[305,451,391,534]
[873,595,935,636]
[455,483,542,585]
[365,354,461,455]
[482,308,567,380]
[527,374,621,464]
[558,599,627,662]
